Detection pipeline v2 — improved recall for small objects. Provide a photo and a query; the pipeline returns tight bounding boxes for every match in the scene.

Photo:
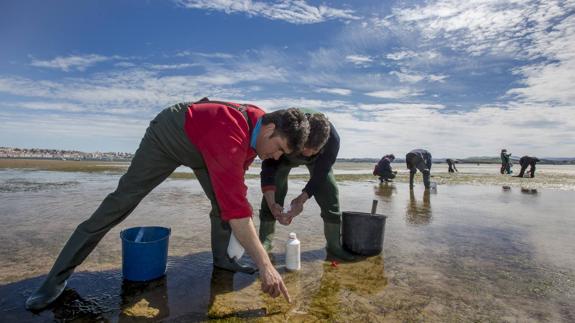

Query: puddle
[1,168,574,321]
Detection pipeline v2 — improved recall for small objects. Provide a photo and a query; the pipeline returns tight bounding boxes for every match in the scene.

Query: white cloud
[0,111,147,152]
[13,101,85,112]
[390,70,448,83]
[307,47,347,70]
[315,88,352,96]
[355,103,445,111]
[345,54,373,65]
[391,0,574,59]
[428,74,448,82]
[30,54,111,72]
[506,12,575,105]
[175,0,358,24]
[248,97,348,111]
[386,50,417,61]
[175,51,235,59]
[148,63,201,70]
[390,71,424,83]
[0,54,288,116]
[115,62,137,68]
[326,101,575,158]
[365,89,421,99]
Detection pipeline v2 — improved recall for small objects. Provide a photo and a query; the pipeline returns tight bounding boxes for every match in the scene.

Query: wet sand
[1,166,575,322]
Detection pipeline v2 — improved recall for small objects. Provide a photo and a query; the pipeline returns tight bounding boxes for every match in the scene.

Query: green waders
[26,103,255,311]
[258,155,355,261]
[407,153,431,189]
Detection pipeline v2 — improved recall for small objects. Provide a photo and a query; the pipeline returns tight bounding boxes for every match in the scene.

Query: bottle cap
[288,232,297,239]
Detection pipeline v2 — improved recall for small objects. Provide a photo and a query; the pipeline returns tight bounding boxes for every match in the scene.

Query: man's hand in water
[228,217,291,302]
[260,263,291,301]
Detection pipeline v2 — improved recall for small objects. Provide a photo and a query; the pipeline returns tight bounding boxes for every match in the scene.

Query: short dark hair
[305,113,330,150]
[261,108,309,152]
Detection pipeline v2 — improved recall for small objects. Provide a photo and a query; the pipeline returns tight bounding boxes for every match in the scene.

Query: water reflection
[374,183,397,202]
[520,187,538,195]
[406,189,432,225]
[3,169,575,321]
[207,267,236,318]
[207,266,274,320]
[119,276,169,321]
[307,255,387,320]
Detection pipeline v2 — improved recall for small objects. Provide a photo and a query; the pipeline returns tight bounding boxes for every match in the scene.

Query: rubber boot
[422,170,431,189]
[25,279,67,311]
[210,216,257,274]
[258,220,276,253]
[323,221,356,261]
[25,226,106,311]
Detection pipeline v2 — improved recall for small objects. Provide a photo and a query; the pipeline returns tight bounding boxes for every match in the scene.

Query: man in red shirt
[26,98,308,310]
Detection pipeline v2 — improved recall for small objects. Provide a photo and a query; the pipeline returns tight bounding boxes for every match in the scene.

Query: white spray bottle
[285,232,301,271]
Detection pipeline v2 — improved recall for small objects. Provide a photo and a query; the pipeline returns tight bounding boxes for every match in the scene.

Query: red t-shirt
[183,101,265,221]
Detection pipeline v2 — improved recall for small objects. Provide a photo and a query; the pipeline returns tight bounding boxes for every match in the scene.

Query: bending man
[406,149,433,189]
[446,158,458,173]
[515,156,540,178]
[26,98,307,310]
[258,109,355,261]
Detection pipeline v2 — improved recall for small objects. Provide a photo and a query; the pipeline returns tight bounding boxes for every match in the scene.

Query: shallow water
[0,169,574,322]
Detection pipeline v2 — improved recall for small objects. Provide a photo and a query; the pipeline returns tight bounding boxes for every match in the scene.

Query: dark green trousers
[42,103,235,287]
[259,161,341,224]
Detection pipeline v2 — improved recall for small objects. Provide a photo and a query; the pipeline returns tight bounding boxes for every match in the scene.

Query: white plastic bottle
[227,232,245,261]
[285,232,301,271]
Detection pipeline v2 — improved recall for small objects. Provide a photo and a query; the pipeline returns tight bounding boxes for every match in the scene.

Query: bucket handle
[134,227,145,242]
[371,200,378,215]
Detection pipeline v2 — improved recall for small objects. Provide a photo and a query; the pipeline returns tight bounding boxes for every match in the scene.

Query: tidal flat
[0,161,574,322]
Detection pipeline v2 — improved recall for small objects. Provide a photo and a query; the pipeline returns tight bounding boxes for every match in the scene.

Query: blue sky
[1,0,574,158]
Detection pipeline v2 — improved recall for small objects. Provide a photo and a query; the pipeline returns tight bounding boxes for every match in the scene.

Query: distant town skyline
[4,146,575,161]
[1,0,574,158]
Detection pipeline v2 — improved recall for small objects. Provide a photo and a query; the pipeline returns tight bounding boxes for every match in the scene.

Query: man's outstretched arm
[229,217,291,302]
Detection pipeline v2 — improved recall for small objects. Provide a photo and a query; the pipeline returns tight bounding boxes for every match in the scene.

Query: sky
[1,0,574,158]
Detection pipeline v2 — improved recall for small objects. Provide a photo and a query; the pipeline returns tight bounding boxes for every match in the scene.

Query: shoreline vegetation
[2,158,575,190]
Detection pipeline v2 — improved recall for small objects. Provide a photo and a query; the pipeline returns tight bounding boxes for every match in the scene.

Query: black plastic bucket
[342,211,387,256]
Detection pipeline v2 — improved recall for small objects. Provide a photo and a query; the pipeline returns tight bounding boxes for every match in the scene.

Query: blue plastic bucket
[120,226,171,281]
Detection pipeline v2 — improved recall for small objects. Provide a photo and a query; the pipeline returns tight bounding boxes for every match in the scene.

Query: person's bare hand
[269,203,283,220]
[288,201,304,218]
[276,213,293,226]
[289,192,308,217]
[260,264,291,302]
